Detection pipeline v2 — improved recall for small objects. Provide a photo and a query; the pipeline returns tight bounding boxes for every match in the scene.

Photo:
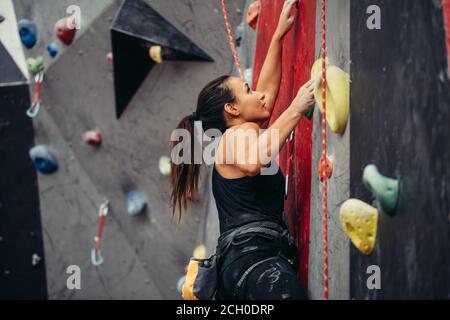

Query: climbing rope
[220,0,244,79]
[319,0,330,300]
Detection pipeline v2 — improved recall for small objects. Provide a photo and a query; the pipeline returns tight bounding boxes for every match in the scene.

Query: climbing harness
[220,0,244,79]
[91,200,109,266]
[27,71,44,118]
[182,221,294,300]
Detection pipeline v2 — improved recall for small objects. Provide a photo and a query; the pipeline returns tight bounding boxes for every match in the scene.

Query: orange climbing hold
[247,1,261,30]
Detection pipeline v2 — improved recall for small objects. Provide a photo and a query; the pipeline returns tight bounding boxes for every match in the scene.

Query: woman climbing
[170,0,315,300]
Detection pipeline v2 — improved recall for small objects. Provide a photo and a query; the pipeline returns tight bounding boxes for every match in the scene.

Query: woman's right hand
[290,79,316,115]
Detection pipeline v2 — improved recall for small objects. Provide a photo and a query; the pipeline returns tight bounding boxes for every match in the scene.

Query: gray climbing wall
[11,0,245,299]
[308,0,350,300]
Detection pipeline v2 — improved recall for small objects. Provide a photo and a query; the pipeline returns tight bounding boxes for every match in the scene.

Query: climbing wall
[350,0,450,299]
[308,0,350,300]
[7,0,245,299]
[253,0,317,291]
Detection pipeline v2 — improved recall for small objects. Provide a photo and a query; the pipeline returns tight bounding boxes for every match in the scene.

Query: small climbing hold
[0,15,5,24]
[192,244,207,259]
[363,164,399,215]
[127,191,147,216]
[311,58,350,134]
[149,45,163,64]
[159,156,171,176]
[47,42,58,58]
[55,17,77,45]
[31,253,41,266]
[244,68,253,86]
[339,199,378,256]
[82,130,102,146]
[106,52,113,64]
[318,155,333,183]
[26,56,44,76]
[29,145,59,174]
[247,0,261,30]
[18,19,38,49]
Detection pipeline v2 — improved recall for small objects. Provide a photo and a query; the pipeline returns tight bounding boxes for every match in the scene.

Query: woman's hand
[274,0,299,40]
[290,79,316,115]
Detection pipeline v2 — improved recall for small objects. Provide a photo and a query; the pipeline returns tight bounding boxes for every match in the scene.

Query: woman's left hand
[274,0,299,40]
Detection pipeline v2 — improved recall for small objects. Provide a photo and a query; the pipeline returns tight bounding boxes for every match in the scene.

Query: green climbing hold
[27,56,44,76]
[362,164,399,215]
[304,106,314,119]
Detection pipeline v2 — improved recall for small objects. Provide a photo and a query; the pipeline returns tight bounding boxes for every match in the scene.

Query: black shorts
[216,234,308,300]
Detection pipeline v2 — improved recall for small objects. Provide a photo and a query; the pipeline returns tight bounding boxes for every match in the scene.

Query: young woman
[170,0,315,299]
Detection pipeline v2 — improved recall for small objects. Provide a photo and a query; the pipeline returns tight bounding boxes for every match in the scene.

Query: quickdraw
[26,71,44,118]
[91,200,109,266]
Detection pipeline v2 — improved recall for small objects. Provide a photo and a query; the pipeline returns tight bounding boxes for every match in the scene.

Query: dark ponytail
[170,75,237,219]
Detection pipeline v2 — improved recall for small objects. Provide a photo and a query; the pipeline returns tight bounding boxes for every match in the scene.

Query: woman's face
[225,76,270,123]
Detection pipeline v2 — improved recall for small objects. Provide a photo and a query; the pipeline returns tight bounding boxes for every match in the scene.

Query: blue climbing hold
[29,145,59,174]
[127,191,147,216]
[47,42,58,58]
[18,19,38,49]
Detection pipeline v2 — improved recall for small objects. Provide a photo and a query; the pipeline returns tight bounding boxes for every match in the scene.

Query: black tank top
[212,164,286,234]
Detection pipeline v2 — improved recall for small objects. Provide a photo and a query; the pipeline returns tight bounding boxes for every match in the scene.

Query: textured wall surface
[11,0,245,299]
[350,0,450,299]
[308,0,350,300]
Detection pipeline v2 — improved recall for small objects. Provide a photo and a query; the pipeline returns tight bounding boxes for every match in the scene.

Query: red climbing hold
[106,52,113,65]
[247,0,261,30]
[54,17,77,45]
[318,155,333,183]
[83,130,102,146]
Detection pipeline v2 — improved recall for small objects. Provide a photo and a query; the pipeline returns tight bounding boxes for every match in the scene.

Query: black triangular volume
[111,0,214,119]
[0,41,27,85]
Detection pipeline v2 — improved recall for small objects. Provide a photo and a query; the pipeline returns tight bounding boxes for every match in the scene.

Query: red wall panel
[252,0,316,290]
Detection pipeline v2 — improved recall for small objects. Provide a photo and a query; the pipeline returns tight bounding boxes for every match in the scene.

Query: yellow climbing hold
[310,58,350,134]
[149,45,163,64]
[339,199,378,255]
[192,244,207,259]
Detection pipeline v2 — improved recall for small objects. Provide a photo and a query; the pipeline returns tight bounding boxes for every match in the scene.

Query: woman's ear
[224,102,239,117]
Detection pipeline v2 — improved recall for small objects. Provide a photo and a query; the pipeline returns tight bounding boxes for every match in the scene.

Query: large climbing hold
[26,56,44,76]
[247,1,261,30]
[29,145,59,174]
[149,45,163,64]
[339,199,378,256]
[363,164,399,215]
[311,58,350,134]
[54,17,77,45]
[127,191,147,216]
[18,19,38,49]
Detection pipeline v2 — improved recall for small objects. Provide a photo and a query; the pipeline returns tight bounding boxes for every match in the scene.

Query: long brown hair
[170,75,237,219]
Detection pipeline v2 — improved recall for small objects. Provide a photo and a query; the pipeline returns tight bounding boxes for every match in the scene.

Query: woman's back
[212,163,285,234]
